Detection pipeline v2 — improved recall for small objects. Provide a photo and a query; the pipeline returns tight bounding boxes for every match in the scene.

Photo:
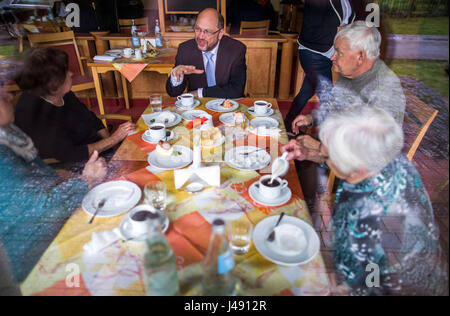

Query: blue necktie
[205,52,216,87]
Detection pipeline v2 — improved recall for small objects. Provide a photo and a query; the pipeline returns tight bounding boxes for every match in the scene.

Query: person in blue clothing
[0,88,107,283]
[283,106,448,295]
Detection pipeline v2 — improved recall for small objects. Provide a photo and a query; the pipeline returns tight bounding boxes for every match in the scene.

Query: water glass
[149,94,163,112]
[227,217,253,255]
[144,180,167,211]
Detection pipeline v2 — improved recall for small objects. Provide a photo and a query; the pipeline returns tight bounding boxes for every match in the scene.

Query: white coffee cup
[256,175,288,200]
[177,93,195,107]
[125,208,154,238]
[254,100,272,116]
[123,48,133,58]
[148,123,166,141]
[135,48,143,60]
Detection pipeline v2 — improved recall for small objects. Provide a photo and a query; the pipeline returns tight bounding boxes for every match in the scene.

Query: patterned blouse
[333,154,448,295]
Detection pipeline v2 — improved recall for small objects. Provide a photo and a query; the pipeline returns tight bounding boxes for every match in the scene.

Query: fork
[239,148,266,157]
[88,198,106,224]
[267,212,285,242]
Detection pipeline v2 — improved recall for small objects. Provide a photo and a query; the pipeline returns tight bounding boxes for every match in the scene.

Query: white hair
[319,106,404,175]
[335,21,381,60]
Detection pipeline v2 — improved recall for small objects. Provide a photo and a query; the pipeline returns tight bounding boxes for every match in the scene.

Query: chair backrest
[403,90,438,161]
[240,20,270,36]
[119,17,149,34]
[27,31,85,76]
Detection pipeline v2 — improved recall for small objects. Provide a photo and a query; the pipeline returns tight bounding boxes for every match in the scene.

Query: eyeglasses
[194,25,221,37]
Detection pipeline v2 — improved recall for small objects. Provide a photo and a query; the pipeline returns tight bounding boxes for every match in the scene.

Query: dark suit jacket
[166,36,247,99]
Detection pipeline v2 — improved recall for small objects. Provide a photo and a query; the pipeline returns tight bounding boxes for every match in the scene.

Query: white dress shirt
[170,41,220,98]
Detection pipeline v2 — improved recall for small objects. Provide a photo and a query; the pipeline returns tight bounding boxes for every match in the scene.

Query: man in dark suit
[166,8,247,99]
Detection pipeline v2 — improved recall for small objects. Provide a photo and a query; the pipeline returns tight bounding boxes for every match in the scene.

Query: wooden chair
[239,20,270,36]
[43,114,133,165]
[325,90,439,198]
[27,31,95,108]
[119,17,149,34]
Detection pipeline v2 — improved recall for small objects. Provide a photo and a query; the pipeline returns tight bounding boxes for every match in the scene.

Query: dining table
[20,97,331,296]
[87,47,177,125]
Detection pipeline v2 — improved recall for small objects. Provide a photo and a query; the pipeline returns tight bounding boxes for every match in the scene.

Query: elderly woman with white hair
[291,21,406,136]
[301,106,447,295]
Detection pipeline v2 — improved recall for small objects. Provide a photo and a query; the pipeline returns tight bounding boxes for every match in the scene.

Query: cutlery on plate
[89,198,106,224]
[267,212,285,242]
[239,147,268,157]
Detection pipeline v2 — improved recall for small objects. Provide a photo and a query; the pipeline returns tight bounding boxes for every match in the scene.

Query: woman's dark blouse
[14,91,105,162]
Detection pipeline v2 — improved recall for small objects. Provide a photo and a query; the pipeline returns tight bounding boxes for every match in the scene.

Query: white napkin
[93,55,117,62]
[83,228,123,256]
[174,165,221,189]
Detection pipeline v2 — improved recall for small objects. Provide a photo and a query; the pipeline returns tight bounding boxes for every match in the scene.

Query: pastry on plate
[223,99,233,108]
[201,128,222,146]
[156,141,173,156]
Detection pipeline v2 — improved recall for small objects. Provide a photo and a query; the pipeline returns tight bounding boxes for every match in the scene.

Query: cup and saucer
[249,175,292,207]
[119,205,169,243]
[175,93,200,110]
[142,123,175,144]
[247,100,274,117]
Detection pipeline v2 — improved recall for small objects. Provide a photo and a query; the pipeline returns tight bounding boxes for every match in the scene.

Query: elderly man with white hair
[300,106,447,296]
[292,21,405,133]
[286,21,406,164]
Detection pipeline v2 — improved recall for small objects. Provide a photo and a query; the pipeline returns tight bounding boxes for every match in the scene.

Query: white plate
[250,117,279,129]
[82,181,142,218]
[142,111,182,128]
[247,107,274,117]
[253,215,320,266]
[175,99,201,110]
[181,109,209,121]
[142,130,175,144]
[219,112,246,126]
[248,182,292,207]
[148,145,193,170]
[205,99,240,112]
[224,146,271,171]
[119,205,169,243]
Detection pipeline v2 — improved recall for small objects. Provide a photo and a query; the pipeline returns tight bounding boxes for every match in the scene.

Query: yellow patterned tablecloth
[20,98,330,296]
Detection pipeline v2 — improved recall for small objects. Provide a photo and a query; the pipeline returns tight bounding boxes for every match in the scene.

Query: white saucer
[142,111,182,128]
[142,130,175,144]
[119,205,169,243]
[247,107,274,117]
[205,99,240,112]
[250,117,279,129]
[82,181,142,218]
[253,215,320,266]
[148,145,193,170]
[181,109,209,121]
[175,99,201,110]
[248,182,292,207]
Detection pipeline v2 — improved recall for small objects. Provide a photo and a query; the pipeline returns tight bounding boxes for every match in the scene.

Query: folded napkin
[174,165,221,189]
[94,55,117,62]
[112,62,147,82]
[83,228,123,256]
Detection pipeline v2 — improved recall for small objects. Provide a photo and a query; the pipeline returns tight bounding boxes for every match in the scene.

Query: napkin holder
[174,134,220,189]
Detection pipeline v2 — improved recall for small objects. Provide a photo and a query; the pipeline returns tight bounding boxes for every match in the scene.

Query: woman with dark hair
[14,47,135,163]
[0,87,107,282]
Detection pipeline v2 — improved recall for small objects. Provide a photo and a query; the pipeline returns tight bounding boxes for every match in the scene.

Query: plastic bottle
[202,218,237,296]
[155,18,163,47]
[131,19,140,48]
[143,212,179,296]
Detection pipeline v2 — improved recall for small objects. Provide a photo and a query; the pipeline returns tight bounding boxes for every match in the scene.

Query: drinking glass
[144,180,167,211]
[149,94,163,112]
[227,217,253,255]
